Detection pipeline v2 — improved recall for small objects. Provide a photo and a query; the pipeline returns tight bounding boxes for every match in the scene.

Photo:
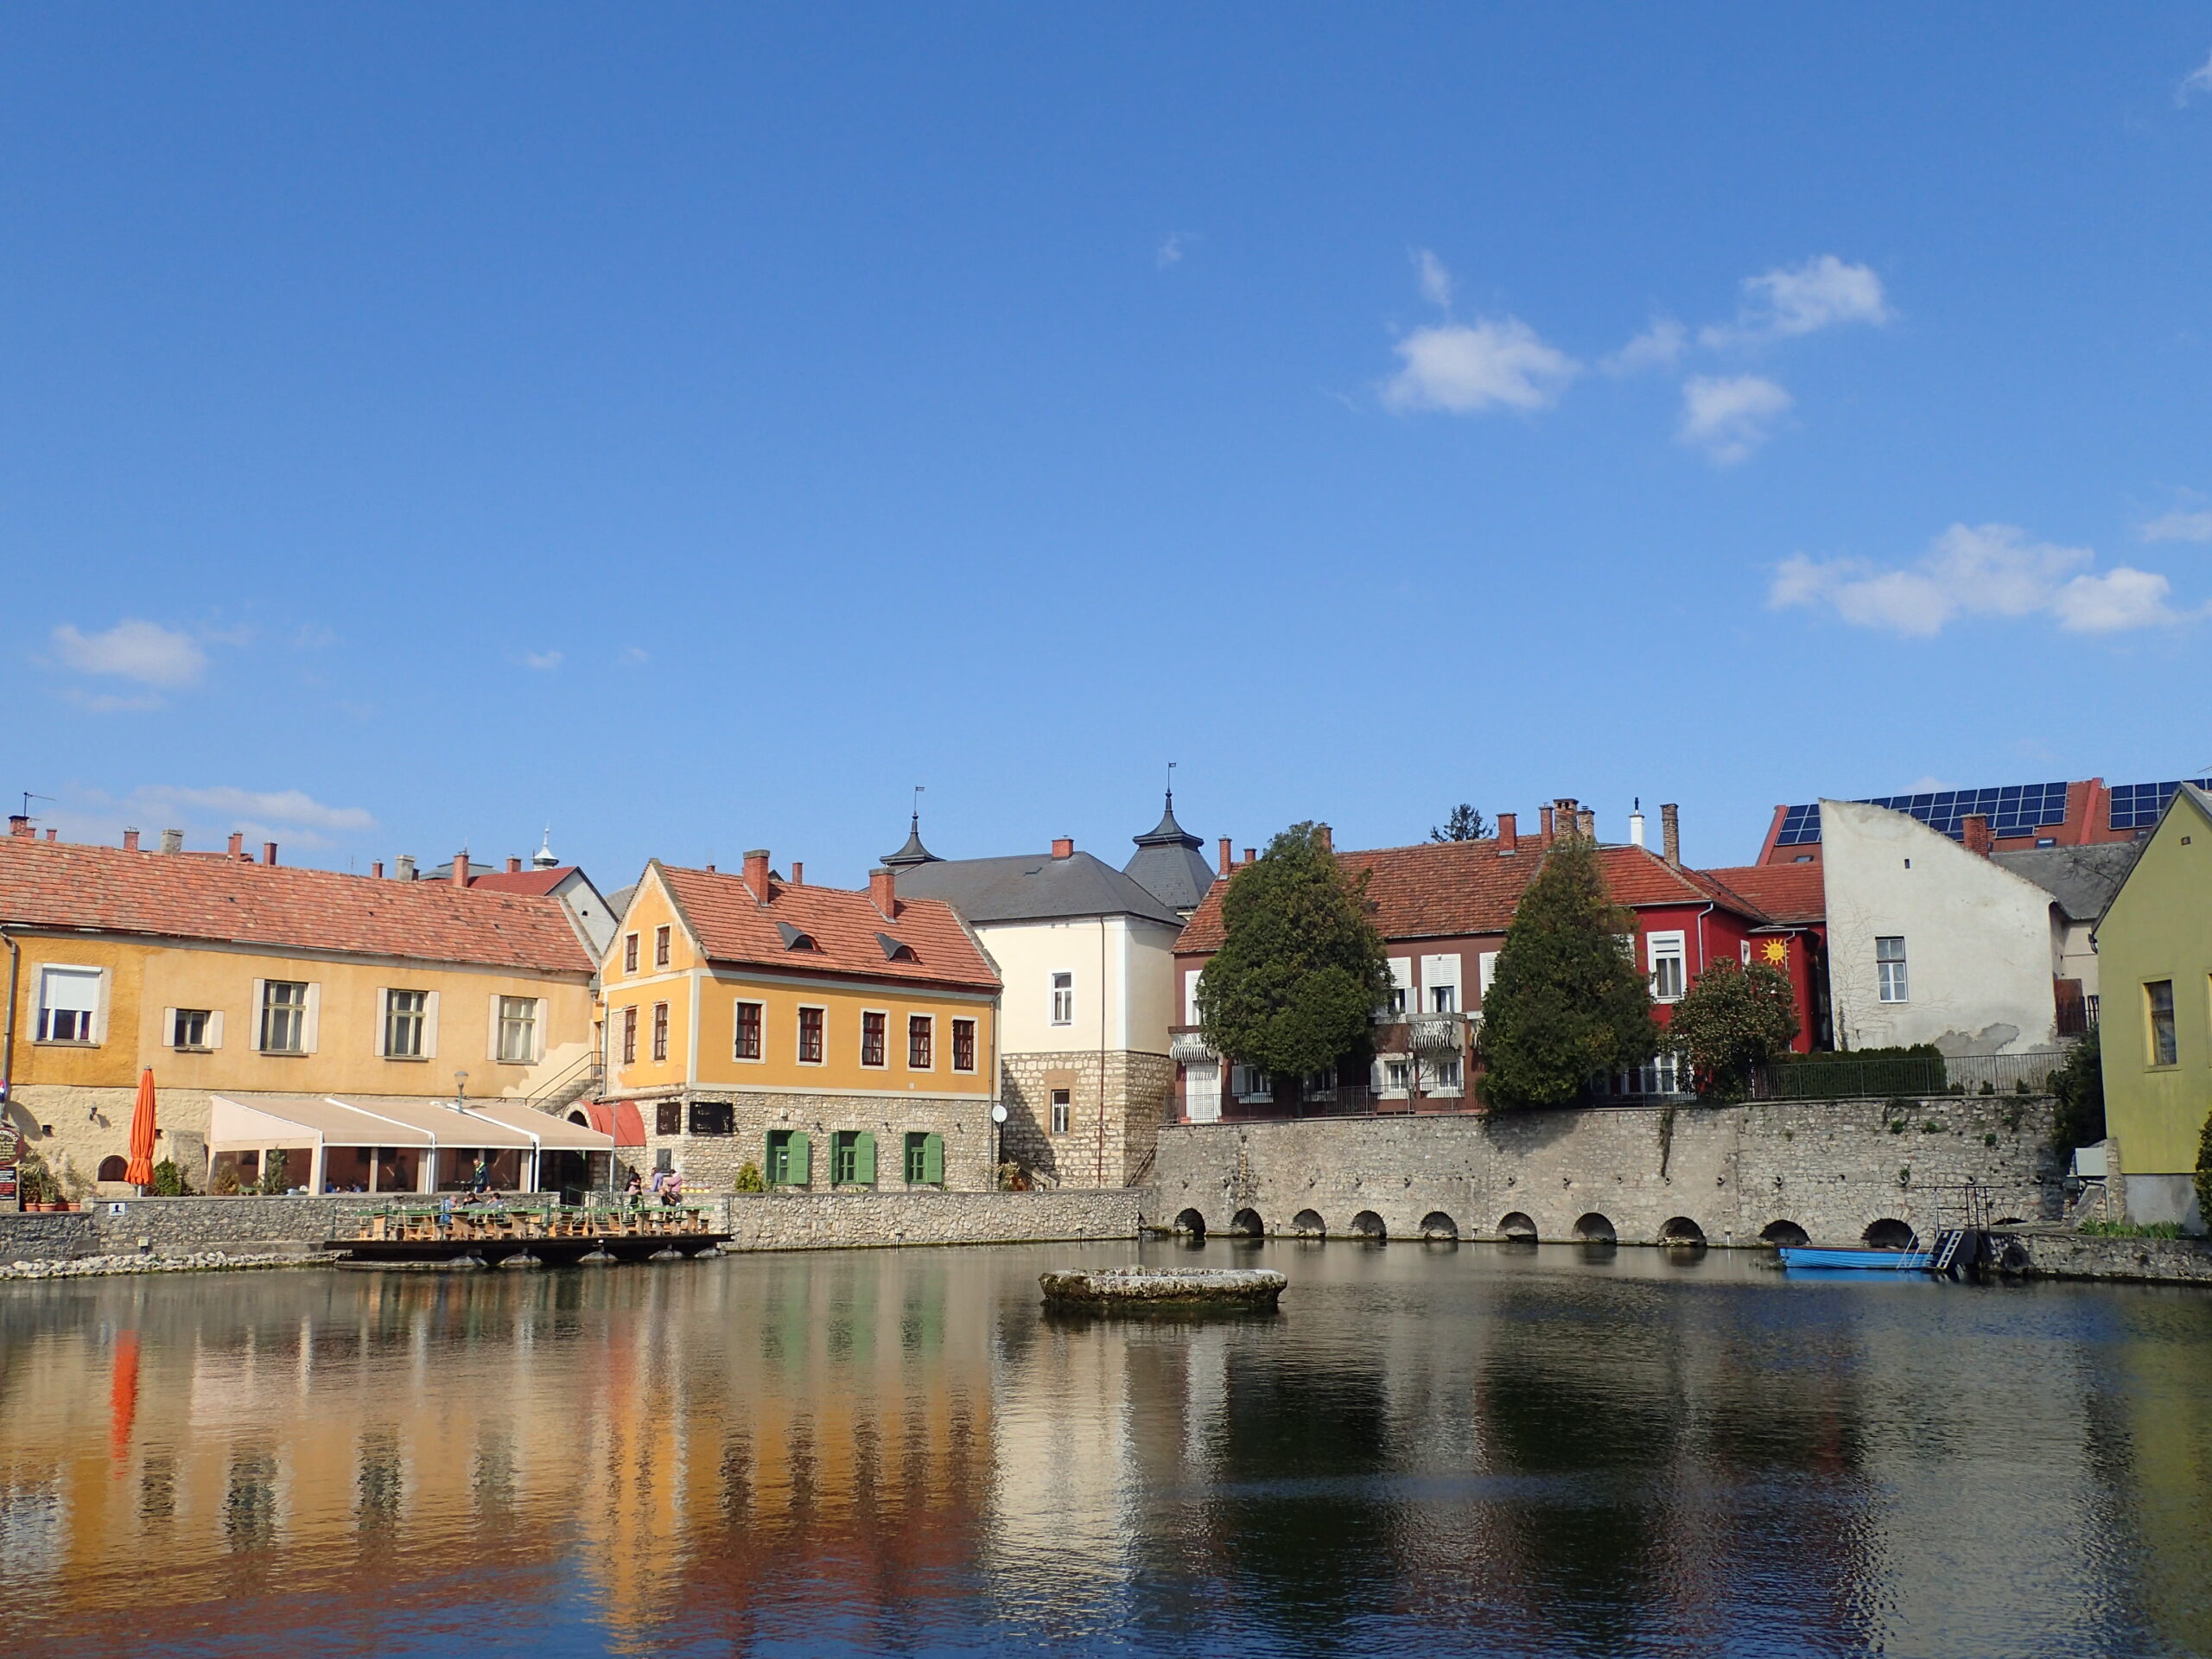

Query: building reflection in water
[0,1244,2208,1656]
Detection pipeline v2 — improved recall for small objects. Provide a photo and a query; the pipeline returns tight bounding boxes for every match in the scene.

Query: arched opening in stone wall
[1229,1207,1265,1238]
[1291,1208,1326,1238]
[1173,1208,1207,1241]
[1573,1212,1618,1243]
[1497,1211,1538,1242]
[97,1155,130,1182]
[1349,1210,1387,1241]
[1993,1215,2024,1227]
[1658,1217,1706,1246]
[1419,1211,1459,1242]
[1760,1219,1810,1249]
[1862,1217,1916,1250]
[567,1109,589,1127]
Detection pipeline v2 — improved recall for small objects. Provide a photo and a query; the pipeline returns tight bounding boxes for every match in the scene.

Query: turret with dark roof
[881,812,941,868]
[1123,790,1216,915]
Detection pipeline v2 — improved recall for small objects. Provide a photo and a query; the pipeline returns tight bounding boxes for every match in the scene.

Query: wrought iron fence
[1749,1048,2071,1101]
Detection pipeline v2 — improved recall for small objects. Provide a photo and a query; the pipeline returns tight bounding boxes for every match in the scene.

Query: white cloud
[1771,522,2200,636]
[1384,319,1580,414]
[1701,255,1891,347]
[137,785,376,834]
[523,650,563,671]
[1678,374,1793,463]
[1155,232,1189,270]
[622,645,651,664]
[1414,247,1453,310]
[1601,316,1687,376]
[2179,48,2212,104]
[50,620,206,687]
[2141,506,2212,543]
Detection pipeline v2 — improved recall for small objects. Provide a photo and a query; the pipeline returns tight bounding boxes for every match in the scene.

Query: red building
[1169,800,1822,1123]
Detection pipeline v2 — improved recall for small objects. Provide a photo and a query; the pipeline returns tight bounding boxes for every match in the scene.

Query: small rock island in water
[1039,1266,1287,1314]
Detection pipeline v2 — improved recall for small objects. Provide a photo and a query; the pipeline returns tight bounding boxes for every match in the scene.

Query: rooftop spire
[881,789,941,867]
[532,826,559,869]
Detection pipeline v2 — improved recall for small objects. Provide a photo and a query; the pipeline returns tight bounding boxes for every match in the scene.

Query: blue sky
[6,5,2212,887]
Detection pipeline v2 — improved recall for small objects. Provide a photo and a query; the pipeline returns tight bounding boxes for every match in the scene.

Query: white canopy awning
[207,1094,436,1154]
[333,1096,538,1150]
[461,1097,615,1151]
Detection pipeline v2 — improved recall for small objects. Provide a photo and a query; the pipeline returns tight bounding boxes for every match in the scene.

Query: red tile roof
[656,865,999,992]
[1175,837,1773,953]
[1701,863,1826,925]
[0,836,596,974]
[466,866,577,897]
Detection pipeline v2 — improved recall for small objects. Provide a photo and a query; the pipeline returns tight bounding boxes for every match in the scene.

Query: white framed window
[259,980,310,1053]
[1051,972,1074,1026]
[1478,951,1499,1000]
[1429,1056,1463,1095]
[1646,931,1688,1002]
[1876,937,1909,1003]
[35,966,102,1043]
[1234,1064,1270,1102]
[385,989,429,1058]
[1619,1052,1683,1096]
[1380,1057,1412,1096]
[1306,1067,1336,1097]
[1183,966,1204,1026]
[1386,958,1412,1017]
[497,995,541,1063]
[1050,1089,1071,1135]
[1420,954,1462,1014]
[168,1007,220,1051]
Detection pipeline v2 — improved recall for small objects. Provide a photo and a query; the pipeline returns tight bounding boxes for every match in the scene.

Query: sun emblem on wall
[1758,938,1789,967]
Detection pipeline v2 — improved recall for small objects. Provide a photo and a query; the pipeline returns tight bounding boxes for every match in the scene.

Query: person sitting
[661,1169,684,1207]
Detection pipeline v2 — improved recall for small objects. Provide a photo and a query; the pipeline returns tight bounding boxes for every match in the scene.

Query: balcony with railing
[1168,1027,1216,1065]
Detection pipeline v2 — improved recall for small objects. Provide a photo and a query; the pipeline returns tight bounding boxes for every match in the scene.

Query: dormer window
[777,921,817,951]
[876,932,914,962]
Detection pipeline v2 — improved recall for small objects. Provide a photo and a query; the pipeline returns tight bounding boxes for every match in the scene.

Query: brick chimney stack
[1313,823,1332,852]
[1052,836,1074,860]
[741,849,771,902]
[1243,847,1255,864]
[869,866,899,918]
[372,861,385,879]
[790,861,803,886]
[451,851,470,887]
[43,829,55,841]
[1661,804,1681,868]
[122,829,140,852]
[506,855,522,874]
[263,842,278,867]
[1497,812,1518,854]
[227,831,245,859]
[1539,806,1555,845]
[7,815,29,839]
[1577,807,1595,842]
[161,829,182,854]
[1963,813,1995,857]
[1217,837,1232,876]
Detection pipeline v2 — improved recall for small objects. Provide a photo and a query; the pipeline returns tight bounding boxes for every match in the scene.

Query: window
[1876,937,1909,1003]
[35,967,99,1043]
[951,1017,977,1072]
[2147,980,2177,1066]
[1430,983,1457,1014]
[1420,954,1462,1015]
[1431,1057,1464,1093]
[171,1007,212,1050]
[689,1100,734,1136]
[497,995,538,1063]
[1051,972,1074,1026]
[734,1001,762,1061]
[861,1011,887,1067]
[654,925,671,968]
[624,933,639,974]
[385,990,428,1058]
[260,981,308,1053]
[1478,952,1499,999]
[621,1006,638,1065]
[798,1006,824,1065]
[832,1129,875,1185]
[908,1014,933,1069]
[1382,1058,1413,1094]
[651,1001,669,1062]
[1050,1090,1071,1135]
[903,1131,942,1186]
[1234,1064,1270,1101]
[1647,931,1688,1002]
[766,1128,808,1186]
[1306,1066,1336,1097]
[656,1101,683,1136]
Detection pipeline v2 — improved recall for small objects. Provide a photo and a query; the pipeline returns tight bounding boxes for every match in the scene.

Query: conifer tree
[1477,835,1657,1108]
[1198,823,1393,1082]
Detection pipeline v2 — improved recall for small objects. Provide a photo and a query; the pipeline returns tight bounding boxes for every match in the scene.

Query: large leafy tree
[1431,804,1491,842]
[1668,959,1800,1099]
[1477,835,1657,1108]
[1197,823,1393,1080]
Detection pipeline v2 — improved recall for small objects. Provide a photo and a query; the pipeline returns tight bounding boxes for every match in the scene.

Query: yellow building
[602,851,1001,1191]
[0,823,601,1195]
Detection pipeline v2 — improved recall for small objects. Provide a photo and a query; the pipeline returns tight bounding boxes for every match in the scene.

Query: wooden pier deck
[328,1200,728,1268]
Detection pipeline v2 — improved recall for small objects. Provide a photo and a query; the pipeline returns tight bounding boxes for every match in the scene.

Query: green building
[2094,782,2212,1230]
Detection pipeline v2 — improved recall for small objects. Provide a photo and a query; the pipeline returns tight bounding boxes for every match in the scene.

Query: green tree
[1477,835,1657,1108]
[2048,1030,2106,1157]
[2196,1106,2212,1237]
[1430,804,1491,842]
[1198,822,1393,1082]
[1668,959,1800,1099]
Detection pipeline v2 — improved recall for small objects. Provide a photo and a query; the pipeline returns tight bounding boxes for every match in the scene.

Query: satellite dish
[990,1103,1008,1124]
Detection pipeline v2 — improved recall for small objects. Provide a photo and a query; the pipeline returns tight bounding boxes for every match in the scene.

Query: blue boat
[1779,1245,1935,1271]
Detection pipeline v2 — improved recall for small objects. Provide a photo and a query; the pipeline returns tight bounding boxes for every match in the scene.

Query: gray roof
[1122,791,1217,913]
[1990,841,2144,923]
[890,850,1184,927]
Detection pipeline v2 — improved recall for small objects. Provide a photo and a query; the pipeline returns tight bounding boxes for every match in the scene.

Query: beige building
[0,820,601,1195]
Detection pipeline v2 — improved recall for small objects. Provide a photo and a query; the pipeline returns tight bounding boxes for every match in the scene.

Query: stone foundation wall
[636,1090,995,1194]
[2018,1231,2212,1285]
[0,1192,539,1262]
[998,1050,1174,1188]
[1146,1095,2063,1249]
[710,1186,1141,1250]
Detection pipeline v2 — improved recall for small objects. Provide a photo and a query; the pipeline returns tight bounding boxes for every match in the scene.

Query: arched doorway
[1573,1212,1618,1243]
[1290,1208,1325,1238]
[1863,1217,1916,1250]
[1497,1211,1538,1242]
[97,1155,130,1182]
[1760,1219,1809,1248]
[1658,1217,1706,1246]
[1419,1211,1459,1242]
[1173,1208,1207,1241]
[1349,1210,1386,1241]
[1229,1207,1265,1238]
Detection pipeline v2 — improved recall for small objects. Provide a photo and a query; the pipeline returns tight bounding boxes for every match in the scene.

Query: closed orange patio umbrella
[124,1068,158,1188]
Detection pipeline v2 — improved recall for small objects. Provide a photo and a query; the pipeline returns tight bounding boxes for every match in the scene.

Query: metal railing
[1749,1048,2070,1101]
[522,1050,604,1117]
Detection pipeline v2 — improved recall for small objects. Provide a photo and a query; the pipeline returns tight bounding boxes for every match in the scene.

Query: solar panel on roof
[2111,779,2212,831]
[1772,781,2071,847]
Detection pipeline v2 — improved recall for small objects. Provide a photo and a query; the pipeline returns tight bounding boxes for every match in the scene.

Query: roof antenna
[1166,760,1176,809]
[18,791,51,821]
[912,783,925,834]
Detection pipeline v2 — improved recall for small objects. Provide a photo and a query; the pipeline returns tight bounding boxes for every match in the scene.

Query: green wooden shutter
[922,1131,943,1186]
[792,1130,811,1186]
[855,1131,876,1186]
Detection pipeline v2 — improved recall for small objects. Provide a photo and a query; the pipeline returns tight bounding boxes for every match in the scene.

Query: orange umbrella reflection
[110,1332,140,1466]
[124,1068,157,1188]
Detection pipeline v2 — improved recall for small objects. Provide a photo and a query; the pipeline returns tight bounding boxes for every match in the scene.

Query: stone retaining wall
[1147,1096,2063,1249]
[2018,1231,2212,1286]
[0,1193,561,1262]
[712,1187,1141,1251]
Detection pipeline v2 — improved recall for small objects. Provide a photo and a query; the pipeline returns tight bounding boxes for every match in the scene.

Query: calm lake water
[2,1239,2209,1657]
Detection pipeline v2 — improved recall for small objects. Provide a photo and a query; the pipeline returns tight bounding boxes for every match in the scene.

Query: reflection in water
[1,1244,2209,1656]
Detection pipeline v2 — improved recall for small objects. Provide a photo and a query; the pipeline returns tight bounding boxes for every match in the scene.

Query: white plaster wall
[976,916,1178,1058]
[2056,918,2100,995]
[1820,800,2060,1054]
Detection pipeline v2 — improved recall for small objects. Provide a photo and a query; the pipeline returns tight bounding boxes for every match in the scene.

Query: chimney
[505,855,522,874]
[1629,806,1646,848]
[122,829,140,852]
[1577,808,1594,842]
[1661,804,1681,868]
[1313,823,1332,852]
[1497,812,1518,855]
[7,815,29,839]
[451,850,470,887]
[1963,812,1995,857]
[372,861,385,879]
[1052,836,1074,860]
[1554,798,1581,842]
[1217,837,1232,877]
[1243,848,1255,865]
[160,829,182,854]
[1540,806,1554,845]
[869,865,899,918]
[42,829,55,842]
[262,842,278,867]
[397,855,416,880]
[790,861,803,887]
[704,862,715,873]
[741,849,771,902]
[227,832,245,859]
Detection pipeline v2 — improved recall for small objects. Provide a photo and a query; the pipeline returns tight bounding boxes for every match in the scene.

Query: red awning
[612,1100,646,1149]
[582,1101,614,1135]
